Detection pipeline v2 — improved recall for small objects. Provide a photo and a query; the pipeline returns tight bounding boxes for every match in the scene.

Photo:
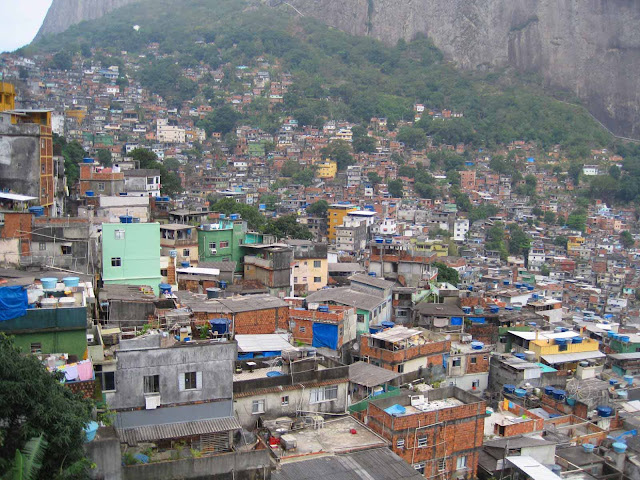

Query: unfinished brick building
[366,386,485,479]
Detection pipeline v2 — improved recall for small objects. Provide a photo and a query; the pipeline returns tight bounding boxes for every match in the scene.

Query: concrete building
[286,240,328,295]
[197,218,266,272]
[160,224,198,267]
[0,107,55,214]
[101,221,162,295]
[233,356,349,429]
[360,326,450,374]
[288,304,357,355]
[79,161,125,197]
[123,169,161,197]
[365,387,486,479]
[336,216,368,254]
[156,119,186,143]
[243,244,293,298]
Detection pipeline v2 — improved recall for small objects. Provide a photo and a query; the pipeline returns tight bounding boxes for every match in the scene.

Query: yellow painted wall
[316,161,337,179]
[328,206,357,242]
[530,338,599,360]
[0,82,15,111]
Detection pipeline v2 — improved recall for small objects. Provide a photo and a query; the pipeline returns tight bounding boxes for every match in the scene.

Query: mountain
[35,0,140,40]
[36,0,640,139]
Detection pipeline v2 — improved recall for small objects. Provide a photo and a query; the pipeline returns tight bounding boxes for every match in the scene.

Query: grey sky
[1,1,53,53]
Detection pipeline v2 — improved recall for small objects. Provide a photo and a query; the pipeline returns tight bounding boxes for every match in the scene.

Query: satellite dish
[352,342,360,352]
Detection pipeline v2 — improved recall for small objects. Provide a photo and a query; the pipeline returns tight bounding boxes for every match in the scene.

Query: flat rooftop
[386,397,464,416]
[277,416,387,461]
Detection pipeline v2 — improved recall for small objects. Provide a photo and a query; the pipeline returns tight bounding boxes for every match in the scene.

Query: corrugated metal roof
[349,362,401,388]
[273,448,424,480]
[506,456,562,480]
[117,416,240,445]
[370,326,422,343]
[540,350,605,364]
[217,294,288,313]
[306,287,384,311]
[235,333,297,353]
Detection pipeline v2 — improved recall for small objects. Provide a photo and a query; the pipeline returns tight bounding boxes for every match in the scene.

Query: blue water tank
[471,341,484,350]
[572,337,583,344]
[624,375,634,386]
[230,214,240,220]
[219,281,227,290]
[514,353,525,360]
[119,215,133,224]
[596,406,613,417]
[266,371,284,377]
[28,206,44,217]
[527,285,535,291]
[462,306,471,314]
[375,237,383,244]
[206,288,221,299]
[490,306,500,314]
[613,442,627,453]
[159,284,172,295]
[181,261,190,268]
[607,331,616,338]
[385,238,392,244]
[368,272,377,277]
[609,379,619,386]
[318,305,330,313]
[503,280,510,286]
[82,157,94,164]
[85,190,95,197]
[515,388,527,397]
[553,389,566,400]
[503,384,516,394]
[63,277,80,287]
[555,339,567,346]
[544,386,555,396]
[381,321,395,329]
[84,421,99,443]
[619,335,631,343]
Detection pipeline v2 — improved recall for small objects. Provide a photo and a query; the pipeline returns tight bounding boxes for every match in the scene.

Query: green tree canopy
[387,179,403,198]
[0,335,92,479]
[97,149,112,167]
[434,262,459,285]
[264,215,313,240]
[306,200,329,217]
[620,230,635,249]
[320,140,354,171]
[367,172,382,185]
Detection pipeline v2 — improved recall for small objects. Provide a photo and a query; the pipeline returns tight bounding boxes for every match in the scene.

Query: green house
[197,219,265,272]
[102,222,162,294]
[0,306,88,358]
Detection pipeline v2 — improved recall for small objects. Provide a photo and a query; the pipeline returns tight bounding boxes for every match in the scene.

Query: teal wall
[198,220,261,272]
[356,309,371,335]
[102,222,162,294]
[0,307,88,357]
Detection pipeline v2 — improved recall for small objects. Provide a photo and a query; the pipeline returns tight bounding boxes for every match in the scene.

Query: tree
[434,262,459,285]
[293,169,315,187]
[209,197,265,231]
[387,179,403,198]
[163,157,181,173]
[0,335,92,479]
[54,136,85,187]
[540,265,551,277]
[353,136,377,154]
[543,211,556,225]
[306,200,329,217]
[568,162,583,185]
[367,172,382,185]
[554,235,568,248]
[280,159,301,177]
[566,209,587,232]
[620,230,635,249]
[264,215,313,240]
[609,165,621,180]
[397,127,427,150]
[320,141,354,171]
[130,149,182,196]
[51,51,72,70]
[4,435,48,480]
[259,194,279,210]
[508,224,531,256]
[96,149,112,167]
[198,105,239,136]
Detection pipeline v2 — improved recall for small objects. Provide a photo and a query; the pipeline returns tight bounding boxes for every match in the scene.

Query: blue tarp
[208,318,229,335]
[238,353,254,360]
[470,317,486,324]
[0,286,27,322]
[384,404,406,416]
[450,317,463,326]
[312,322,338,350]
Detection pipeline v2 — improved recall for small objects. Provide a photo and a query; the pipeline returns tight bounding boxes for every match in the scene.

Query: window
[452,357,461,367]
[97,182,105,191]
[397,438,405,449]
[161,269,168,277]
[313,260,321,268]
[299,326,306,333]
[143,375,160,394]
[357,314,365,324]
[456,456,467,470]
[413,463,425,474]
[219,241,229,248]
[111,257,122,267]
[437,458,446,472]
[417,436,428,448]
[310,385,338,403]
[208,242,217,250]
[252,399,265,414]
[314,277,321,283]
[39,242,46,251]
[182,249,190,257]
[183,371,198,390]
[95,365,115,392]
[294,277,298,283]
[281,395,289,406]
[472,380,480,389]
[470,356,477,364]
[398,364,404,373]
[61,245,72,255]
[114,229,125,240]
[30,343,42,354]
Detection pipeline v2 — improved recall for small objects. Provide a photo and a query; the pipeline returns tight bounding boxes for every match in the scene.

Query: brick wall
[360,337,450,370]
[66,379,96,399]
[465,352,490,374]
[2,213,32,255]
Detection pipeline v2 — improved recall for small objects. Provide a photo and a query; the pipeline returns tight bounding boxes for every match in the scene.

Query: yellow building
[0,82,16,111]
[316,160,337,179]
[327,204,357,243]
[567,235,585,256]
[529,336,601,364]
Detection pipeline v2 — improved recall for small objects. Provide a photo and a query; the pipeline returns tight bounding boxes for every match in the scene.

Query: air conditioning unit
[144,393,161,410]
[210,248,217,255]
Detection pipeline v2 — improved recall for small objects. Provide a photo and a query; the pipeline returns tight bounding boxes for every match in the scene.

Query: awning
[0,192,37,202]
[541,350,606,365]
[117,416,241,445]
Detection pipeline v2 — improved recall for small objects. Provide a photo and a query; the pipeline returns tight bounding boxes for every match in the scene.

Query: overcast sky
[1,1,53,53]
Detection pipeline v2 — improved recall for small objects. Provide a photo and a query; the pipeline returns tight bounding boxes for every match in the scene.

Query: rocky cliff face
[37,0,640,137]
[287,0,640,139]
[35,0,140,40]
